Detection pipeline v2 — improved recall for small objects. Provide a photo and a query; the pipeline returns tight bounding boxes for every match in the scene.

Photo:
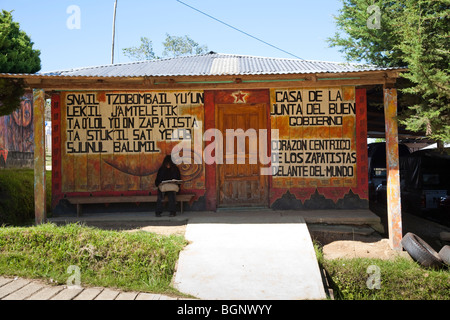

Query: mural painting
[52,87,368,211]
[57,91,205,196]
[270,87,368,208]
[0,93,34,168]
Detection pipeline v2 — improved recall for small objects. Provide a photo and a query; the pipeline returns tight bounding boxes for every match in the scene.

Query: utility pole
[111,0,118,64]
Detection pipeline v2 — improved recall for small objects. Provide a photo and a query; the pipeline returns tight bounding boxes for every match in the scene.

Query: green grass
[0,223,188,296]
[0,169,52,226]
[314,244,450,300]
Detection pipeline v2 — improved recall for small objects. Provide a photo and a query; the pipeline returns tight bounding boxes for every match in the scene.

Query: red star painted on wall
[232,91,248,103]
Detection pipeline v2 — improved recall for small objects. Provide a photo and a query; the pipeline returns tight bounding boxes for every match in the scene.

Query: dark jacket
[155,164,181,187]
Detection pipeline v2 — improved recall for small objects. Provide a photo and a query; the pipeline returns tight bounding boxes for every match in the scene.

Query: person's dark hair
[162,154,175,167]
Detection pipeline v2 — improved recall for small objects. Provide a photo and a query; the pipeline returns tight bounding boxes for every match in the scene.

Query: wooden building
[0,52,407,249]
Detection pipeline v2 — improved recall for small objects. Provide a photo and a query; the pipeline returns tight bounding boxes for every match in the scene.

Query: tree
[122,36,158,61]
[161,34,208,58]
[328,0,405,67]
[328,0,450,144]
[0,10,41,116]
[395,0,450,144]
[122,33,208,61]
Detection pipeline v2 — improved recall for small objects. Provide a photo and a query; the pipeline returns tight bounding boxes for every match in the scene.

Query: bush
[0,169,51,226]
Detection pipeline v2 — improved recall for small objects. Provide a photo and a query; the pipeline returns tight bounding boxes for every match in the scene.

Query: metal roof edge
[0,52,407,79]
[0,69,406,79]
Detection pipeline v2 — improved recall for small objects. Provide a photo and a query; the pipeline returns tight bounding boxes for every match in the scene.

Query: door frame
[215,103,269,207]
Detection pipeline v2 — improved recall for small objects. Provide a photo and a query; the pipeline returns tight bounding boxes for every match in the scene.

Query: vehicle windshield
[422,173,440,186]
[374,168,386,177]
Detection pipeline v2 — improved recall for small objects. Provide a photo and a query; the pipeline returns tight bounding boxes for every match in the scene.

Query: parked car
[368,142,411,203]
[439,195,450,213]
[400,150,450,224]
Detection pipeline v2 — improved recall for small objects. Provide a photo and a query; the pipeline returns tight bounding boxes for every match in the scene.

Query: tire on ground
[401,232,443,269]
[438,245,450,266]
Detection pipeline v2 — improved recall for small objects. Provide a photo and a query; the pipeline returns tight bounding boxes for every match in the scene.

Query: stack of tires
[401,232,450,269]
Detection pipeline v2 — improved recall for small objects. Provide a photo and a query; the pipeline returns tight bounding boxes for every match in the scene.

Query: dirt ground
[117,208,450,262]
[124,221,410,261]
[124,221,187,236]
[323,209,450,261]
[134,224,411,260]
[322,238,412,260]
[82,220,188,237]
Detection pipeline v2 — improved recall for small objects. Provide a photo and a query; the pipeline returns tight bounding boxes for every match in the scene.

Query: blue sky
[2,0,347,72]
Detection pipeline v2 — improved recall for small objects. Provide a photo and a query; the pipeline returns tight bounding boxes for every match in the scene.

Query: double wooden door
[217,104,268,207]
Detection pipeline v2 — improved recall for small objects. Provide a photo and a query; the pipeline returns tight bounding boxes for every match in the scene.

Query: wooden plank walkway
[0,276,188,300]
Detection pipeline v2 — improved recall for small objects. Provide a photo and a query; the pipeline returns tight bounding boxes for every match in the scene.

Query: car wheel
[438,245,450,266]
[401,233,444,269]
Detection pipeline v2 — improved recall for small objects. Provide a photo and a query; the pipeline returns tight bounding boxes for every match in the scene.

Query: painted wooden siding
[54,91,205,205]
[52,87,368,212]
[269,87,368,208]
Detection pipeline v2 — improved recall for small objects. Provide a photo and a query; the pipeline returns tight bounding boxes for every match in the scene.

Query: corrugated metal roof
[34,52,401,78]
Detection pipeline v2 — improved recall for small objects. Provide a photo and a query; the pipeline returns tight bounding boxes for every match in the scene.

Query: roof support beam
[26,77,392,91]
[383,87,402,251]
[33,88,47,225]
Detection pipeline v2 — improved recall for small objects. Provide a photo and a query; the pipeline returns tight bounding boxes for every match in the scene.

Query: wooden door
[217,104,268,207]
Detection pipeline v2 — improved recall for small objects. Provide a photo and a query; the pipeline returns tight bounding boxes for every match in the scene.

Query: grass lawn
[315,244,450,300]
[0,223,188,296]
[0,169,52,226]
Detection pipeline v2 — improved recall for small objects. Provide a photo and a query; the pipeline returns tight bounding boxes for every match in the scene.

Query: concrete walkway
[0,276,184,300]
[172,211,326,300]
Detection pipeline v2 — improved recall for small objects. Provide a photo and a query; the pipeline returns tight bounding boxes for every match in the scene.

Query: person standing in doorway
[155,155,181,217]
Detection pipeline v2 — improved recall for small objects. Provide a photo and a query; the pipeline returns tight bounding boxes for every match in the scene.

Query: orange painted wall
[52,88,368,211]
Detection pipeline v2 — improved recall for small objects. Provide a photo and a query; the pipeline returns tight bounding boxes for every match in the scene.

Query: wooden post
[33,88,46,224]
[204,90,217,211]
[383,88,402,250]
